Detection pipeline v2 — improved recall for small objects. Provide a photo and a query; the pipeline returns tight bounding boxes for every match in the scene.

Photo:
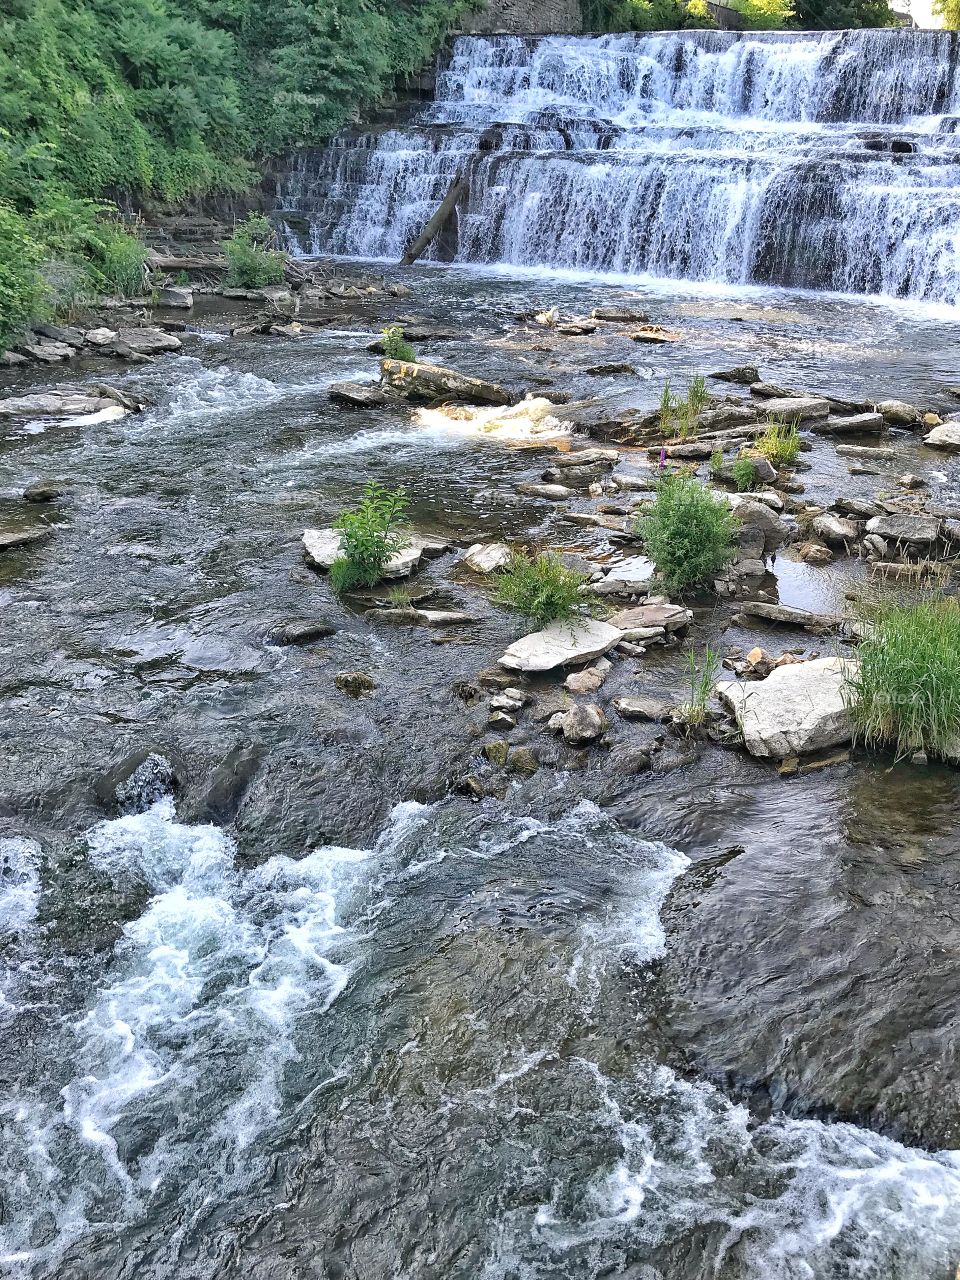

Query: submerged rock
[335,671,377,697]
[269,619,337,646]
[329,381,397,408]
[711,366,760,384]
[719,656,857,758]
[380,358,511,405]
[499,618,623,672]
[591,556,656,597]
[0,528,49,553]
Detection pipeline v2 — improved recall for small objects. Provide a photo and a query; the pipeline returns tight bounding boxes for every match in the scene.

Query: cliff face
[458,0,583,34]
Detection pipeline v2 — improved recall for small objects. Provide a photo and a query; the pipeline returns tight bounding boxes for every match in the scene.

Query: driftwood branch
[400,169,468,266]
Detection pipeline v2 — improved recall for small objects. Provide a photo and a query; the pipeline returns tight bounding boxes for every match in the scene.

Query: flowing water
[277,30,960,304]
[5,27,960,1280]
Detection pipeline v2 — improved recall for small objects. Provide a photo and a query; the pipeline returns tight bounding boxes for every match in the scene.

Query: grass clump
[223,214,286,289]
[381,325,416,362]
[658,375,711,440]
[494,550,587,628]
[682,645,721,726]
[329,482,409,594]
[847,596,960,761]
[756,419,801,468]
[635,473,736,593]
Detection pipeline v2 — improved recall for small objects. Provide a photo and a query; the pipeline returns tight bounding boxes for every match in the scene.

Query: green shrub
[756,419,801,468]
[635,474,736,593]
[223,214,286,289]
[381,325,416,362]
[0,203,47,351]
[729,456,759,492]
[709,448,725,475]
[330,482,409,594]
[494,551,587,628]
[847,597,960,760]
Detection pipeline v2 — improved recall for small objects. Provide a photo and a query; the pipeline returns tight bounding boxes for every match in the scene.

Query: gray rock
[34,322,85,348]
[874,399,920,425]
[463,542,511,574]
[302,528,450,579]
[591,305,650,322]
[711,366,760,384]
[608,602,692,636]
[812,514,859,545]
[813,412,885,434]
[157,286,194,309]
[612,695,674,721]
[864,514,941,545]
[499,618,623,672]
[564,657,612,694]
[591,556,656,596]
[0,528,49,553]
[550,447,620,469]
[559,702,608,745]
[924,424,960,453]
[0,392,116,419]
[759,396,830,421]
[516,482,572,500]
[718,657,857,758]
[835,444,895,460]
[739,601,840,631]
[329,381,396,408]
[269,619,337,645]
[380,359,510,406]
[112,327,182,357]
[85,327,118,346]
[22,481,66,503]
[728,496,791,552]
[17,340,74,363]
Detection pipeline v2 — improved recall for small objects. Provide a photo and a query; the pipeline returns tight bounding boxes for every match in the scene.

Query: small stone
[488,710,517,729]
[559,703,608,745]
[506,746,539,774]
[463,542,511,574]
[22,481,66,503]
[564,658,612,694]
[483,740,511,766]
[812,513,858,546]
[517,482,572,500]
[898,473,925,490]
[335,671,377,697]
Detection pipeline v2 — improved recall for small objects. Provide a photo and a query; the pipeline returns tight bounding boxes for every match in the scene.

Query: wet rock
[366,325,458,352]
[711,366,760,384]
[550,447,620,469]
[591,305,650,322]
[797,540,834,565]
[630,325,681,344]
[516,482,572,500]
[22,481,66,503]
[335,671,377,697]
[612,694,674,721]
[0,391,117,419]
[463,542,511,574]
[199,745,264,823]
[418,610,476,627]
[488,710,517,729]
[112,327,182,357]
[758,396,830,421]
[728,496,791,552]
[812,513,859,546]
[608,601,692,637]
[693,405,758,432]
[558,702,608,744]
[874,398,920,425]
[584,362,637,376]
[303,528,450,579]
[157,286,194,308]
[750,381,796,398]
[898,473,925,490]
[268,619,337,646]
[863,533,889,559]
[506,745,539,774]
[328,381,396,408]
[591,556,656,596]
[564,657,612,694]
[0,528,49,553]
[499,618,623,672]
[102,750,178,814]
[380,358,511,406]
[718,656,857,758]
[737,601,840,632]
[924,423,960,453]
[17,340,74,362]
[483,740,510,766]
[865,513,941,546]
[813,412,885,434]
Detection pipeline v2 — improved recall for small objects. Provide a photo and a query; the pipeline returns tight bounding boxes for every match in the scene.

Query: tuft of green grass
[386,583,415,608]
[682,645,721,726]
[494,550,587,628]
[756,419,801,468]
[687,374,708,416]
[729,456,759,492]
[709,448,725,475]
[847,596,960,761]
[330,482,409,594]
[381,325,416,362]
[635,473,736,594]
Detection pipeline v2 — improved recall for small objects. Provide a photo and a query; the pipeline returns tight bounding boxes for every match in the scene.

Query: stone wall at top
[457,0,583,35]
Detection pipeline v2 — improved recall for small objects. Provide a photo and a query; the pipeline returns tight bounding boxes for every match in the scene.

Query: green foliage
[683,644,721,726]
[709,448,725,475]
[659,379,677,437]
[793,0,894,27]
[330,482,409,593]
[223,213,286,288]
[848,597,960,760]
[583,0,717,29]
[636,473,736,593]
[936,0,960,24]
[494,551,587,628]
[729,456,759,492]
[688,375,708,416]
[756,419,802,467]
[381,325,416,362]
[729,0,794,29]
[0,204,47,350]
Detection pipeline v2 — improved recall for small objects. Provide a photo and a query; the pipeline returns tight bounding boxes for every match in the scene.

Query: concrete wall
[458,0,583,34]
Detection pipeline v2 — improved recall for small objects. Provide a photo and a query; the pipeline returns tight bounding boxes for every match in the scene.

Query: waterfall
[276,30,960,306]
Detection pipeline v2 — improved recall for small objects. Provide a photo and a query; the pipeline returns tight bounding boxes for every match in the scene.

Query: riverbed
[2,265,960,1278]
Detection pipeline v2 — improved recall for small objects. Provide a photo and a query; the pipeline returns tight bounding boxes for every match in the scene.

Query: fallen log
[145,251,226,272]
[401,170,468,266]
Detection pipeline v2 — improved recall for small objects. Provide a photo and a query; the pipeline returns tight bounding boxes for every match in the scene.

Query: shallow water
[2,268,960,1276]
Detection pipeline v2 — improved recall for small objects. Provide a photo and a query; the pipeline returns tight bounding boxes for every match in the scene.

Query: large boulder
[874,399,920,425]
[499,618,623,672]
[865,514,941,546]
[718,657,858,758]
[380,359,510,406]
[924,424,960,453]
[728,495,791,552]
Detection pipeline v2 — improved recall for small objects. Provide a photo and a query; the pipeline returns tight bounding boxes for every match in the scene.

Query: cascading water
[277,29,960,304]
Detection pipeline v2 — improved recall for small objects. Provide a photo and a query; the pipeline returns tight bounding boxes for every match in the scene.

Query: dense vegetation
[494,551,588,628]
[636,474,736,592]
[583,0,896,31]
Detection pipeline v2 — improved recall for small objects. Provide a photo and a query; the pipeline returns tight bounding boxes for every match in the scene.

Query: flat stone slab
[380,359,510,406]
[924,424,960,453]
[718,656,858,758]
[0,392,117,418]
[592,557,656,596]
[303,529,449,579]
[499,618,623,672]
[865,514,941,545]
[759,396,830,421]
[329,381,396,408]
[517,482,572,500]
[612,695,675,721]
[813,412,885,434]
[608,603,692,635]
[0,528,49,552]
[113,328,182,356]
[739,600,840,631]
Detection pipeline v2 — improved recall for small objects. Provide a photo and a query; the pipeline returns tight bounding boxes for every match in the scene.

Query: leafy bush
[494,551,587,628]
[381,326,416,362]
[330,482,409,594]
[223,214,286,288]
[847,597,960,760]
[756,419,802,467]
[0,204,47,351]
[635,474,736,593]
[729,456,759,492]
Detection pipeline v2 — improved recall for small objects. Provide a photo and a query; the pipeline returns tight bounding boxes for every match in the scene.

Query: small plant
[223,213,286,289]
[494,550,587,628]
[175,270,190,286]
[709,448,725,475]
[381,325,416,362]
[386,583,415,608]
[658,378,677,437]
[329,482,409,594]
[687,375,708,417]
[756,419,801,468]
[635,473,736,593]
[847,596,960,761]
[729,456,759,492]
[682,645,721,727]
